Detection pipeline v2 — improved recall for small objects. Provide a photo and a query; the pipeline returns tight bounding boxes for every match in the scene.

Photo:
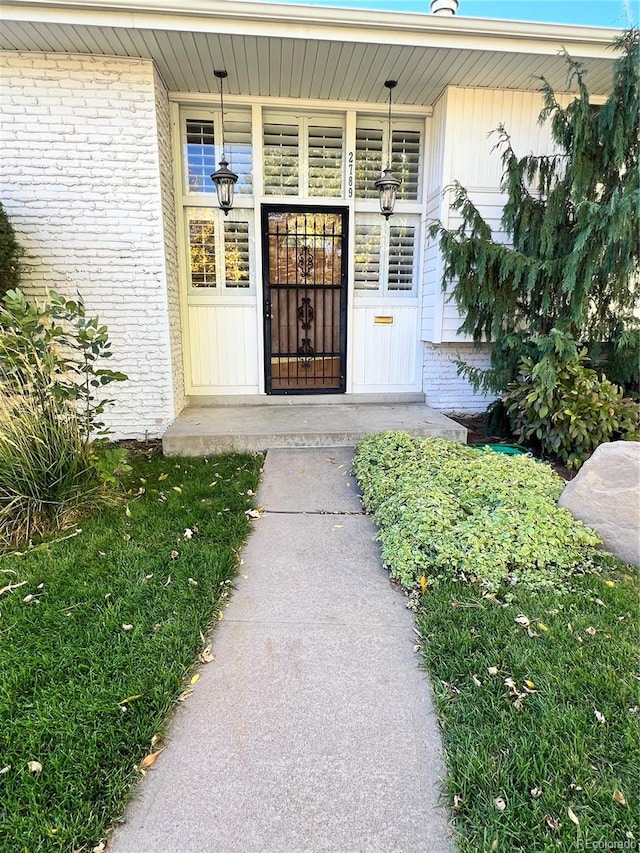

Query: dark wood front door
[262,206,348,394]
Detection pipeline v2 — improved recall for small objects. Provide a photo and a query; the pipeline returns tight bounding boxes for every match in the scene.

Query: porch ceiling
[0,0,622,104]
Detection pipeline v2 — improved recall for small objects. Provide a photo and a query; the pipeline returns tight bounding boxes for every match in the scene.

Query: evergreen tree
[429,29,639,395]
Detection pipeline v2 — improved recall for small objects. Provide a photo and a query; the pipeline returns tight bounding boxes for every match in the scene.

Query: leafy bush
[353,433,602,593]
[0,288,127,438]
[504,344,639,470]
[0,289,128,547]
[0,202,23,297]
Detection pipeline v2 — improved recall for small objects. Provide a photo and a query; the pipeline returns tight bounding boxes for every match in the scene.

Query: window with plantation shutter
[392,129,420,201]
[187,208,253,292]
[354,222,382,290]
[388,224,416,290]
[308,124,343,197]
[354,214,419,296]
[355,124,383,199]
[226,118,253,195]
[185,119,216,194]
[263,121,299,195]
[224,221,250,288]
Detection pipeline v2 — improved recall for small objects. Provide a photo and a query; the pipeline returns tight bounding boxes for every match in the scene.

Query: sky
[262,0,638,28]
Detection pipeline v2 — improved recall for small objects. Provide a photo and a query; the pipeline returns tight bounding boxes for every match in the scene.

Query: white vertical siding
[351,303,420,392]
[187,304,260,392]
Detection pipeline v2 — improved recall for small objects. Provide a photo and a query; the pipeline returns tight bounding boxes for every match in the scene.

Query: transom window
[263,112,344,198]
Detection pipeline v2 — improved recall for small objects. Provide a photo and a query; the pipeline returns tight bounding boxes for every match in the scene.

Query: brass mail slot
[374,315,394,325]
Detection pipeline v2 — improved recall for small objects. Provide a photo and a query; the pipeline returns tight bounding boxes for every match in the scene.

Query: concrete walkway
[110,448,452,853]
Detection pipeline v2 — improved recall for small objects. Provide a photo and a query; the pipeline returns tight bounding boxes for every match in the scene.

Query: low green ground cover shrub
[353,432,601,592]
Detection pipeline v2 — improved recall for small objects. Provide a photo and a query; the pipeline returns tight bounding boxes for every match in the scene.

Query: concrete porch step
[162,402,467,456]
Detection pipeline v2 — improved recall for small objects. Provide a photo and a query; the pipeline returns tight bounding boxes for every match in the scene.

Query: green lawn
[353,433,639,853]
[0,449,262,853]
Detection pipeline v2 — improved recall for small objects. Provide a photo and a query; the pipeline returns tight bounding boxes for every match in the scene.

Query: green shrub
[0,290,128,547]
[0,288,127,438]
[353,433,602,593]
[503,347,639,470]
[0,202,23,297]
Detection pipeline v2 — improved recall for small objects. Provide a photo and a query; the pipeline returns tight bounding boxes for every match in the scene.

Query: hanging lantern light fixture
[374,80,401,219]
[210,69,238,215]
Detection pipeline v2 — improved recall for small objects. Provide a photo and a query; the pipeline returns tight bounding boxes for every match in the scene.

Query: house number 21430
[347,151,354,198]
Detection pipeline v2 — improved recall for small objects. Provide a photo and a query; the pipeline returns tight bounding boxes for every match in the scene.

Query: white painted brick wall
[0,51,176,439]
[422,342,496,414]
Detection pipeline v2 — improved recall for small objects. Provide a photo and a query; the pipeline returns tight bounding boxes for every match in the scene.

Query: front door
[262,206,348,393]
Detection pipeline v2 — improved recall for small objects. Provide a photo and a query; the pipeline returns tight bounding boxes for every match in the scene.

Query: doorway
[262,206,348,394]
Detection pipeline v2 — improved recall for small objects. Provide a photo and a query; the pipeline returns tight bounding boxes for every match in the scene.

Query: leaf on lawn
[545,815,560,831]
[594,598,606,607]
[122,624,134,631]
[585,626,597,636]
[594,709,606,725]
[487,666,499,676]
[613,789,627,807]
[567,807,580,826]
[172,486,182,493]
[530,787,543,799]
[170,550,179,560]
[198,647,215,664]
[150,734,161,748]
[567,623,573,634]
[164,575,172,586]
[188,578,198,586]
[139,748,165,770]
[524,679,536,690]
[0,765,11,776]
[494,797,507,812]
[419,575,428,593]
[183,528,194,540]
[604,580,615,587]
[92,842,107,853]
[537,622,549,632]
[22,594,34,603]
[27,760,43,775]
[527,627,541,638]
[515,614,530,626]
[471,674,482,687]
[125,504,132,518]
[245,509,261,519]
[158,473,168,481]
[190,673,201,685]
[117,694,142,706]
[452,793,463,811]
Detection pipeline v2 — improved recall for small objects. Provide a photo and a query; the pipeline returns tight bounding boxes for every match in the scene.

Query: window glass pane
[308,125,343,197]
[264,121,299,195]
[354,220,381,290]
[185,119,216,194]
[355,123,383,199]
[188,214,216,287]
[226,117,253,195]
[393,129,421,201]
[224,221,250,288]
[388,220,416,291]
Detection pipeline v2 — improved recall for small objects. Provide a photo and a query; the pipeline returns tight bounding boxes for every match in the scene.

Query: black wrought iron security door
[262,206,347,393]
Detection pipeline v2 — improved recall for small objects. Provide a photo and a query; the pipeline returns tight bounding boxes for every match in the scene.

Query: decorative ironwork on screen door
[262,206,348,393]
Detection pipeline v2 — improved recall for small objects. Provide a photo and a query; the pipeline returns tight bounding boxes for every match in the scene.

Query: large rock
[559,441,640,566]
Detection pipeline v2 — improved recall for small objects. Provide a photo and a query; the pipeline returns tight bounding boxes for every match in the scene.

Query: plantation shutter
[224,221,250,288]
[185,119,216,194]
[355,123,383,199]
[354,220,382,290]
[225,116,253,195]
[263,121,299,195]
[308,124,344,197]
[387,224,416,291]
[392,129,421,200]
